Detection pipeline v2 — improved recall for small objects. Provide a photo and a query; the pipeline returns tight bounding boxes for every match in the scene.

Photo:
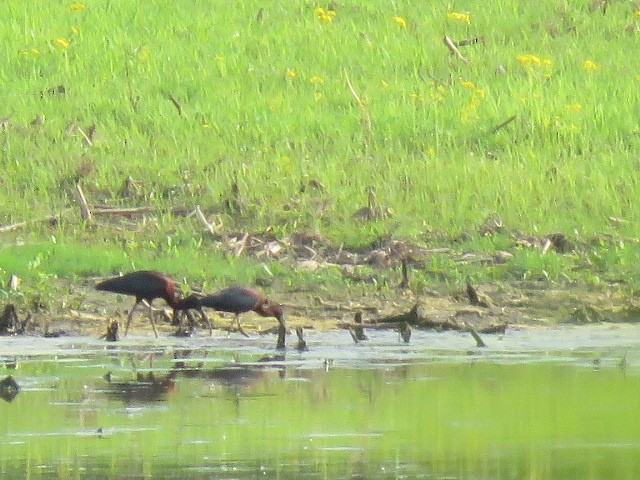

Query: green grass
[1,1,640,294]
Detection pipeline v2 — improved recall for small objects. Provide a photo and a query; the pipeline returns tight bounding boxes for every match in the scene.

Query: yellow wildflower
[69,2,85,11]
[286,69,296,79]
[71,26,79,35]
[314,92,324,102]
[634,10,640,18]
[460,80,475,90]
[517,54,541,66]
[310,75,324,85]
[567,104,583,113]
[448,12,470,25]
[426,147,436,157]
[410,92,424,103]
[381,80,390,88]
[392,17,407,29]
[54,38,70,49]
[21,48,41,57]
[315,7,336,23]
[138,46,150,63]
[582,60,600,72]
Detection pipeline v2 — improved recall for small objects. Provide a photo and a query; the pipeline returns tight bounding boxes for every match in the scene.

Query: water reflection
[0,335,639,479]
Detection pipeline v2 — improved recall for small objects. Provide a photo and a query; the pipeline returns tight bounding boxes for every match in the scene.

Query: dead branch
[75,182,93,222]
[353,312,368,340]
[295,326,308,351]
[195,205,216,235]
[489,115,517,134]
[167,93,183,116]
[90,205,192,216]
[0,221,27,233]
[235,232,250,257]
[466,281,480,305]
[0,210,70,234]
[443,35,469,64]
[464,321,487,347]
[399,257,409,288]
[344,68,374,151]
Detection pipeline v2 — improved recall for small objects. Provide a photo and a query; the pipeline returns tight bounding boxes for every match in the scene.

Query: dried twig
[443,35,469,64]
[75,182,93,222]
[167,93,183,117]
[235,233,250,257]
[77,125,95,146]
[344,68,373,151]
[489,115,517,134]
[195,205,215,235]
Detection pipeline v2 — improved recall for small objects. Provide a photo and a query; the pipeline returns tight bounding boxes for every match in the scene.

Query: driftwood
[338,303,507,335]
[398,322,411,343]
[295,326,308,351]
[464,321,487,347]
[353,312,368,340]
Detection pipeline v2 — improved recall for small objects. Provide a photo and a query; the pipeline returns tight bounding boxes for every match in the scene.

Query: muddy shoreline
[4,278,639,340]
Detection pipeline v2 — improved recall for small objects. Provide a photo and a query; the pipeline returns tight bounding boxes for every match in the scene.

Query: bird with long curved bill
[96,270,211,337]
[199,286,285,340]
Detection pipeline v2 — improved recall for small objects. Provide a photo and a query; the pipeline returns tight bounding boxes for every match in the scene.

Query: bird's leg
[235,313,250,338]
[141,300,159,338]
[199,308,213,336]
[125,300,141,336]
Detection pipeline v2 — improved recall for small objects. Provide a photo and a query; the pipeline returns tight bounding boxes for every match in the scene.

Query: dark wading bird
[199,286,285,346]
[96,270,210,338]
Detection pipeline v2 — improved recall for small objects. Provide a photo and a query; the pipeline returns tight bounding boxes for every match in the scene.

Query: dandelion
[69,2,85,11]
[448,12,470,25]
[314,7,336,23]
[460,80,475,90]
[286,69,296,79]
[54,38,70,49]
[392,16,407,29]
[582,60,600,72]
[517,54,548,67]
[567,103,583,113]
[310,75,324,85]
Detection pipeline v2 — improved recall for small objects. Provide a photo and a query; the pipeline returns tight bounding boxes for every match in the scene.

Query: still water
[0,325,639,479]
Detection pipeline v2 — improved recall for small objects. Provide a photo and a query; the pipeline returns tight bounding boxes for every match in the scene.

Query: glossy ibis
[96,270,211,337]
[199,286,285,340]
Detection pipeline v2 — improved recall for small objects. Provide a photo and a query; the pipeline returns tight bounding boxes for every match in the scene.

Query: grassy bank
[1,1,640,304]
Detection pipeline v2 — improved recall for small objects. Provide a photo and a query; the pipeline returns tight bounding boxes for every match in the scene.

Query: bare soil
[11,276,638,341]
